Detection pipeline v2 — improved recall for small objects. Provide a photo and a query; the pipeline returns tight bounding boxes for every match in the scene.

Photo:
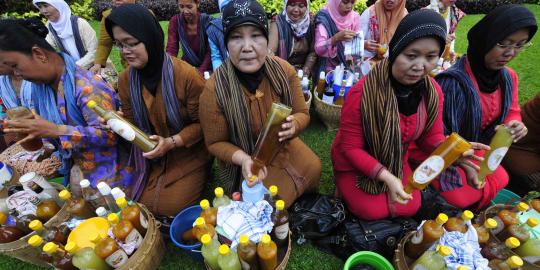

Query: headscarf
[283,0,311,38]
[373,0,408,44]
[222,0,269,42]
[0,76,33,109]
[32,0,72,39]
[105,4,164,94]
[357,9,444,195]
[467,4,537,93]
[324,0,360,31]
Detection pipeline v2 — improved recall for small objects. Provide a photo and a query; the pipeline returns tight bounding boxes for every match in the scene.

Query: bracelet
[169,136,177,148]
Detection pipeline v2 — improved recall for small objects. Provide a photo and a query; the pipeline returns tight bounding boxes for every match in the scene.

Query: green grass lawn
[1,4,540,270]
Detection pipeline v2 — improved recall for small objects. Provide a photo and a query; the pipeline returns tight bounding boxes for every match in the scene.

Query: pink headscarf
[325,0,361,31]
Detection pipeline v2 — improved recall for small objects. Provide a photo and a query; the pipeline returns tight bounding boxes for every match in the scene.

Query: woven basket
[313,87,342,131]
[0,183,69,268]
[205,231,292,270]
[305,91,313,110]
[0,143,61,179]
[118,203,165,270]
[393,231,415,270]
[477,204,540,270]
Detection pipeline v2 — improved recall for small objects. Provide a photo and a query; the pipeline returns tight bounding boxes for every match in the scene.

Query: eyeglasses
[495,42,533,52]
[114,41,142,51]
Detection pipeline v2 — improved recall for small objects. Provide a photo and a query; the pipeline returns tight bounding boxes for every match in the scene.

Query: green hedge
[1,0,94,19]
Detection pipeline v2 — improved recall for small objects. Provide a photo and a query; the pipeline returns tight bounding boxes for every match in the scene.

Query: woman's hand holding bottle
[278,115,297,142]
[378,169,413,204]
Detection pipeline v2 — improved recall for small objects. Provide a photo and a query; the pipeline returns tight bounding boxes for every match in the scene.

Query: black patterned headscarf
[222,0,268,43]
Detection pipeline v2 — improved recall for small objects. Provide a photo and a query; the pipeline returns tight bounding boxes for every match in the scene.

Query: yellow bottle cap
[89,232,101,243]
[462,210,474,221]
[87,100,97,109]
[435,213,449,225]
[195,217,206,227]
[28,235,43,247]
[457,266,469,270]
[218,244,230,256]
[517,202,529,212]
[261,234,271,244]
[58,190,71,201]
[485,218,498,229]
[215,187,224,198]
[269,185,278,196]
[43,242,58,254]
[201,234,212,245]
[276,200,285,211]
[29,220,43,231]
[200,199,210,210]
[527,218,539,227]
[248,176,257,182]
[507,256,524,268]
[116,197,128,209]
[65,242,78,254]
[239,234,249,245]
[107,213,120,225]
[505,237,521,249]
[437,246,452,257]
[0,212,7,225]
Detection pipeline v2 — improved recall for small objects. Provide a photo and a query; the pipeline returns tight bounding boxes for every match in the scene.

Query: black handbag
[289,193,347,244]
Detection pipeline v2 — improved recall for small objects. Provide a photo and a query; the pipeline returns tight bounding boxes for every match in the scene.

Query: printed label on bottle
[6,190,39,217]
[523,256,540,264]
[108,119,136,141]
[410,228,424,244]
[126,229,143,249]
[413,155,445,184]
[322,94,334,104]
[487,147,509,171]
[105,249,128,268]
[240,259,251,270]
[412,265,429,270]
[275,222,289,240]
[140,213,148,229]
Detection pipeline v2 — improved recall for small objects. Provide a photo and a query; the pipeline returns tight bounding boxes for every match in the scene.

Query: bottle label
[322,94,334,104]
[126,229,143,248]
[410,228,424,244]
[108,119,136,142]
[105,249,129,268]
[413,155,445,184]
[240,259,251,270]
[140,212,149,229]
[487,147,509,171]
[275,222,289,240]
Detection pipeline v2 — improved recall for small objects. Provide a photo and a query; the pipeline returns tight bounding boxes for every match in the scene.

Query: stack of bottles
[188,184,288,270]
[319,65,359,106]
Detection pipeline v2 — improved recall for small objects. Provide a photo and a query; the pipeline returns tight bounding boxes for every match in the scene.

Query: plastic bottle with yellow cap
[474,218,498,246]
[59,189,94,219]
[406,213,449,258]
[199,199,217,227]
[514,234,540,264]
[410,245,452,270]
[213,187,231,208]
[445,210,474,233]
[489,255,524,270]
[271,200,289,247]
[493,202,530,235]
[29,219,69,245]
[257,234,277,270]
[116,197,147,235]
[27,235,53,263]
[108,213,143,249]
[201,233,220,270]
[499,217,538,244]
[43,242,77,270]
[193,217,216,242]
[237,234,259,270]
[92,230,129,268]
[217,244,241,270]
[66,241,111,270]
[481,237,521,260]
[87,100,156,152]
[242,175,266,203]
[0,212,24,243]
[264,185,282,211]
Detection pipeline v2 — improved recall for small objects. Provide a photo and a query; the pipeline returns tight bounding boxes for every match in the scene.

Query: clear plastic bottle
[474,218,498,246]
[201,234,220,270]
[264,185,282,212]
[237,234,259,270]
[271,200,289,247]
[410,245,452,270]
[406,213,449,258]
[492,202,530,235]
[97,182,121,213]
[65,241,111,270]
[92,231,129,268]
[444,210,474,233]
[200,199,217,227]
[478,125,513,184]
[217,244,241,270]
[58,190,94,219]
[80,179,106,211]
[213,187,231,208]
[116,197,147,235]
[193,217,216,241]
[108,213,143,249]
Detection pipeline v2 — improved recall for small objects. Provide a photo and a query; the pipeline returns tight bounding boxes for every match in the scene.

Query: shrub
[1,0,93,20]
[366,0,525,14]
[259,0,368,17]
[92,0,217,21]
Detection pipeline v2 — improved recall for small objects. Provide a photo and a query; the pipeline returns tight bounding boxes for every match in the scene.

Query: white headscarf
[33,0,73,39]
[283,0,311,38]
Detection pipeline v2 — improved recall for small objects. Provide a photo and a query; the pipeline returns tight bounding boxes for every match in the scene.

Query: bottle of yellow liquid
[478,125,513,184]
[65,241,111,270]
[213,187,231,208]
[108,213,143,249]
[474,218,498,246]
[444,210,474,233]
[92,231,129,268]
[58,190,94,219]
[257,234,277,270]
[200,199,217,227]
[87,100,157,152]
[217,244,241,270]
[405,213,448,259]
[410,245,452,270]
[271,200,289,247]
[238,234,259,270]
[405,133,472,194]
[489,256,524,270]
[498,217,537,244]
[201,234,221,270]
[193,217,216,241]
[116,197,148,236]
[334,80,347,106]
[317,71,326,99]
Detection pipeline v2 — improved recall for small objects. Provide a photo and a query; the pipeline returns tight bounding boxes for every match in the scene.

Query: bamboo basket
[118,203,165,270]
[0,183,69,268]
[313,87,342,131]
[205,231,292,270]
[0,143,61,179]
[478,204,540,270]
[393,231,415,270]
[305,91,313,110]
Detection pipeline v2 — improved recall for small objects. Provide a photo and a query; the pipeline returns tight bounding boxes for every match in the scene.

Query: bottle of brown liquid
[498,217,538,244]
[474,218,498,246]
[317,71,326,99]
[42,242,77,270]
[116,197,148,235]
[271,200,289,247]
[7,106,43,151]
[193,217,216,241]
[58,190,94,219]
[0,212,24,243]
[405,213,448,259]
[92,231,129,268]
[237,234,259,270]
[334,80,347,106]
[12,208,38,234]
[199,199,217,227]
[29,219,69,245]
[264,185,282,212]
[444,210,474,233]
[257,234,277,270]
[492,202,529,235]
[36,199,61,223]
[531,199,540,213]
[108,213,143,249]
[27,235,53,263]
[489,256,524,270]
[481,237,521,260]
